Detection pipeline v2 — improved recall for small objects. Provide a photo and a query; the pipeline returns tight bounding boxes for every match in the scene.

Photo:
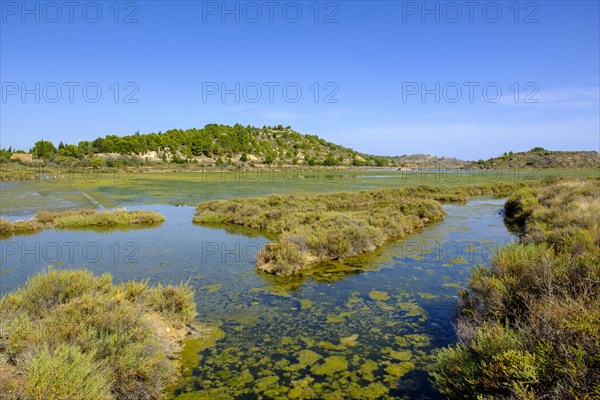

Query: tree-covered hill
[2,124,390,167]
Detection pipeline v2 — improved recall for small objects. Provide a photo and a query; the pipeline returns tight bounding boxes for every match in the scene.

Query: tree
[32,140,57,159]
[323,153,338,166]
[264,152,274,164]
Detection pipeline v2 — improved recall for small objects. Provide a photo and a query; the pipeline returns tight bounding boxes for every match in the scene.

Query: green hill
[5,124,390,167]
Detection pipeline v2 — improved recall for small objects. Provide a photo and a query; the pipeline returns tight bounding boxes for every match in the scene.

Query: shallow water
[0,196,514,399]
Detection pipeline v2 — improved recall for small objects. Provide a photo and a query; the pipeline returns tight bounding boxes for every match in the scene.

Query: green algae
[397,301,428,319]
[405,334,431,347]
[326,310,354,323]
[179,323,224,372]
[442,282,462,288]
[383,348,412,361]
[368,290,390,301]
[376,302,395,311]
[417,292,439,299]
[311,355,348,375]
[359,359,379,381]
[299,298,314,309]
[326,313,345,323]
[254,375,279,391]
[346,382,389,399]
[249,286,292,298]
[288,376,316,399]
[215,369,234,380]
[280,336,295,345]
[340,334,359,347]
[226,368,253,387]
[221,310,260,325]
[318,340,346,351]
[385,361,415,378]
[289,349,322,369]
[200,283,222,293]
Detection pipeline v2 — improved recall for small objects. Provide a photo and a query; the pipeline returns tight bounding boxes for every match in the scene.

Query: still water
[0,197,514,399]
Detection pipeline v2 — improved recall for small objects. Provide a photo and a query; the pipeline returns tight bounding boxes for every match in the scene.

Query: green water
[0,185,514,398]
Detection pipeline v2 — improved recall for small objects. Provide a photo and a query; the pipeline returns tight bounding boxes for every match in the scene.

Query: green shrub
[256,240,308,275]
[432,323,538,399]
[0,268,197,400]
[143,283,197,327]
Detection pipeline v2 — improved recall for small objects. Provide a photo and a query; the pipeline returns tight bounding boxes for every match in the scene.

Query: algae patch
[368,290,390,301]
[311,355,348,375]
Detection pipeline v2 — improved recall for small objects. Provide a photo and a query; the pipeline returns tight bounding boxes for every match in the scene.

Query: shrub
[143,283,197,327]
[0,268,197,400]
[432,323,538,399]
[256,240,308,275]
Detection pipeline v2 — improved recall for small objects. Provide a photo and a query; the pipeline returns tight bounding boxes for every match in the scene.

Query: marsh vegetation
[432,178,600,399]
[0,209,165,236]
[193,183,524,275]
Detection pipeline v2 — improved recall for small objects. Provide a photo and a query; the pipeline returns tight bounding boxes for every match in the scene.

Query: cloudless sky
[1,0,599,159]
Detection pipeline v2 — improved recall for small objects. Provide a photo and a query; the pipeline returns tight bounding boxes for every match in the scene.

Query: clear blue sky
[1,1,599,159]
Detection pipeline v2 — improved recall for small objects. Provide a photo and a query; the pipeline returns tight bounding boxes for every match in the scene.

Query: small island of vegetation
[193,183,525,275]
[0,209,165,236]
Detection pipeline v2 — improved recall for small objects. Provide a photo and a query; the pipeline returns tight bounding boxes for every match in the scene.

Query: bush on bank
[432,178,600,399]
[0,268,196,400]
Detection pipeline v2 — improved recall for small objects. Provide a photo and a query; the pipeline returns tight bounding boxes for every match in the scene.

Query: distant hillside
[391,154,468,170]
[4,124,391,167]
[467,148,600,169]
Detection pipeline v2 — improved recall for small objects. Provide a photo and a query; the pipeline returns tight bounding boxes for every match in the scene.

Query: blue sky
[1,1,599,159]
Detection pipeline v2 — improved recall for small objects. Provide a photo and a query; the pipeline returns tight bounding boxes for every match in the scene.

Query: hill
[391,154,468,170]
[467,147,600,169]
[3,125,390,167]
